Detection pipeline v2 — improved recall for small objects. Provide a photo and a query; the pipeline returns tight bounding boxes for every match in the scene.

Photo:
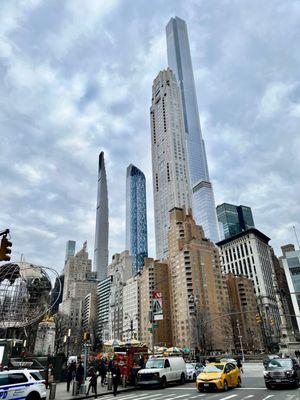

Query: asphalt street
[111,363,300,400]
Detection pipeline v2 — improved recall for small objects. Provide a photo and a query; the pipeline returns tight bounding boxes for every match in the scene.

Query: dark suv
[264,358,300,389]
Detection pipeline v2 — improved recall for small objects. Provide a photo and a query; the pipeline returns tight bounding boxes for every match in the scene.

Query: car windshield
[202,365,224,373]
[30,371,43,381]
[266,359,292,369]
[186,364,194,369]
[146,359,164,369]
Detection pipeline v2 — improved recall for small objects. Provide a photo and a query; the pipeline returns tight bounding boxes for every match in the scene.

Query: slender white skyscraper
[94,151,109,280]
[166,17,219,242]
[150,68,191,259]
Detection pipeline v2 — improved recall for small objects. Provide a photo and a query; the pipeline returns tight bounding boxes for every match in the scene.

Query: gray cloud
[0,0,299,271]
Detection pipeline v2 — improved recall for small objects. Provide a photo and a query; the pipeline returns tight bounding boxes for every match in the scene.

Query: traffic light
[0,237,12,261]
[255,314,262,324]
[83,332,90,341]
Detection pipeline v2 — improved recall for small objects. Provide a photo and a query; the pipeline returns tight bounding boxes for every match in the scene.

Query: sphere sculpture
[0,262,58,328]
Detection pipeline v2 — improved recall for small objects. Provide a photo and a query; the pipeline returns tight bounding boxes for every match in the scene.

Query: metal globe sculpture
[0,262,59,328]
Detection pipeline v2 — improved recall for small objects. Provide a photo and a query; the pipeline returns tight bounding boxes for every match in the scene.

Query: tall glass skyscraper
[126,164,148,274]
[216,203,255,239]
[94,151,109,281]
[166,17,219,243]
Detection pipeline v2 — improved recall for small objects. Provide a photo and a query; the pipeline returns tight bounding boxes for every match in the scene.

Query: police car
[0,369,46,399]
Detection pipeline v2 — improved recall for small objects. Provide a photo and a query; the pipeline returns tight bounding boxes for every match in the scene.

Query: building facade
[217,229,281,349]
[217,203,255,239]
[126,164,148,274]
[59,243,97,328]
[107,251,133,340]
[96,276,112,343]
[168,208,231,351]
[225,274,263,352]
[34,319,56,356]
[123,276,139,340]
[280,245,300,333]
[94,151,109,281]
[138,258,173,348]
[150,68,191,259]
[166,17,219,243]
[82,292,97,332]
[65,240,76,263]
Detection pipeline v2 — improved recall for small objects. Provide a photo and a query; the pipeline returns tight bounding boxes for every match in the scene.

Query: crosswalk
[94,389,300,400]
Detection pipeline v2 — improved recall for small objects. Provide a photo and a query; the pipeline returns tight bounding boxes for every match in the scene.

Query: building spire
[94,151,109,280]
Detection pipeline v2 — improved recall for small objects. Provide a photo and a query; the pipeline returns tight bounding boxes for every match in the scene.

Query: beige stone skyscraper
[168,207,232,351]
[151,68,191,260]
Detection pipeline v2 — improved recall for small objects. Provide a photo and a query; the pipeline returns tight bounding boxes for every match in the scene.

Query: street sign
[148,328,152,333]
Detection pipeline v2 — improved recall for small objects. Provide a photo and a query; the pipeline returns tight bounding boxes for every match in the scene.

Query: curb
[61,386,136,400]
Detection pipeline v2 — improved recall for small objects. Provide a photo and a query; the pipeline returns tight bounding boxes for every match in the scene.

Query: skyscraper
[65,240,76,263]
[166,17,219,243]
[94,151,109,281]
[126,164,148,274]
[150,68,191,259]
[216,203,255,239]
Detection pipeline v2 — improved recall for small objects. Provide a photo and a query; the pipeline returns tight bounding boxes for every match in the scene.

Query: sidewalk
[48,381,135,400]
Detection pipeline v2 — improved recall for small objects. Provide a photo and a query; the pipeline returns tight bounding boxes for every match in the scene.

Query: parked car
[263,354,280,368]
[264,358,300,389]
[0,369,46,399]
[186,363,204,381]
[196,362,241,392]
[137,356,187,388]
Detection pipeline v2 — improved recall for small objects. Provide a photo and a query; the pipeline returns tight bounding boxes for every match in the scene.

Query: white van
[137,357,187,387]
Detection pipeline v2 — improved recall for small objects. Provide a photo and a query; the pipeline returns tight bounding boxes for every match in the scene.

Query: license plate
[204,383,209,387]
[275,379,281,382]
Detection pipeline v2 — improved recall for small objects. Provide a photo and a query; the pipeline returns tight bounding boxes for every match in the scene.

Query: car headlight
[286,370,294,377]
[263,371,270,377]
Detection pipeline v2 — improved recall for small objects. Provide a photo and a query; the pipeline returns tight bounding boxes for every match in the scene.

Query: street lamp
[67,328,71,358]
[236,321,245,363]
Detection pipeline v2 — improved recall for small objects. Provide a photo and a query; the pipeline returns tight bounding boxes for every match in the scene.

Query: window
[164,359,170,368]
[30,372,44,381]
[0,373,8,386]
[9,373,28,384]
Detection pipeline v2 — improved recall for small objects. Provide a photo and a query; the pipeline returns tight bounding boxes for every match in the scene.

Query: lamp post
[67,328,71,358]
[236,321,245,363]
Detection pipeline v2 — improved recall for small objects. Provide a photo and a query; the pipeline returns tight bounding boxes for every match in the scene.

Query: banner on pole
[152,292,163,321]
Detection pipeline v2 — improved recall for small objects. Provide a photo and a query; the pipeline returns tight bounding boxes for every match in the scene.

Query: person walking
[237,357,243,373]
[111,361,121,397]
[46,364,54,389]
[100,359,107,387]
[66,365,73,392]
[76,361,85,393]
[86,368,98,398]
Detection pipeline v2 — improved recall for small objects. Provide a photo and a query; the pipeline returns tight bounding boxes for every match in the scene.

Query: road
[105,363,300,400]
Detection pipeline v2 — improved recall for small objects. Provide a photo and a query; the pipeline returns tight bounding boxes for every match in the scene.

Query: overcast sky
[1,0,299,272]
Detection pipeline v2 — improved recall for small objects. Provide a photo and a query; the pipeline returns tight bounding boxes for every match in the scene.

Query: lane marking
[219,395,238,400]
[261,396,274,400]
[102,393,163,400]
[241,396,254,399]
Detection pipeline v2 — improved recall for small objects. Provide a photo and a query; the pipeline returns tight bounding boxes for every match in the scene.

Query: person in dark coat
[111,362,121,397]
[76,362,85,388]
[66,365,73,392]
[237,357,243,373]
[86,368,98,397]
[100,359,107,386]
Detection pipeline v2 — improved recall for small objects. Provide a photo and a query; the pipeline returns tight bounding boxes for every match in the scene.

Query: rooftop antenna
[293,225,300,250]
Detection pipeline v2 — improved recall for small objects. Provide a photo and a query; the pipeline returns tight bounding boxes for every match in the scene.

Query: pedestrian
[100,359,107,387]
[76,361,85,393]
[66,365,73,392]
[237,357,243,374]
[111,361,121,397]
[46,363,54,389]
[86,368,98,397]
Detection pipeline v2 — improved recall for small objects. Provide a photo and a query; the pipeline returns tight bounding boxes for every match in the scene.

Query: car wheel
[265,383,273,389]
[180,373,185,385]
[223,380,228,392]
[193,373,196,382]
[26,393,41,400]
[197,384,204,392]
[161,376,167,389]
[237,376,242,387]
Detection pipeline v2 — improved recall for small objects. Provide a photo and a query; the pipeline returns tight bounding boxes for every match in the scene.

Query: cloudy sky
[1,0,299,272]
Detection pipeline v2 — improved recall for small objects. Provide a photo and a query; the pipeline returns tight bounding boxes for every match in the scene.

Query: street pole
[236,321,245,363]
[84,342,88,382]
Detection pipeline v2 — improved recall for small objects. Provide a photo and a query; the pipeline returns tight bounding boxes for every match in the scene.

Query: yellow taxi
[196,362,241,392]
